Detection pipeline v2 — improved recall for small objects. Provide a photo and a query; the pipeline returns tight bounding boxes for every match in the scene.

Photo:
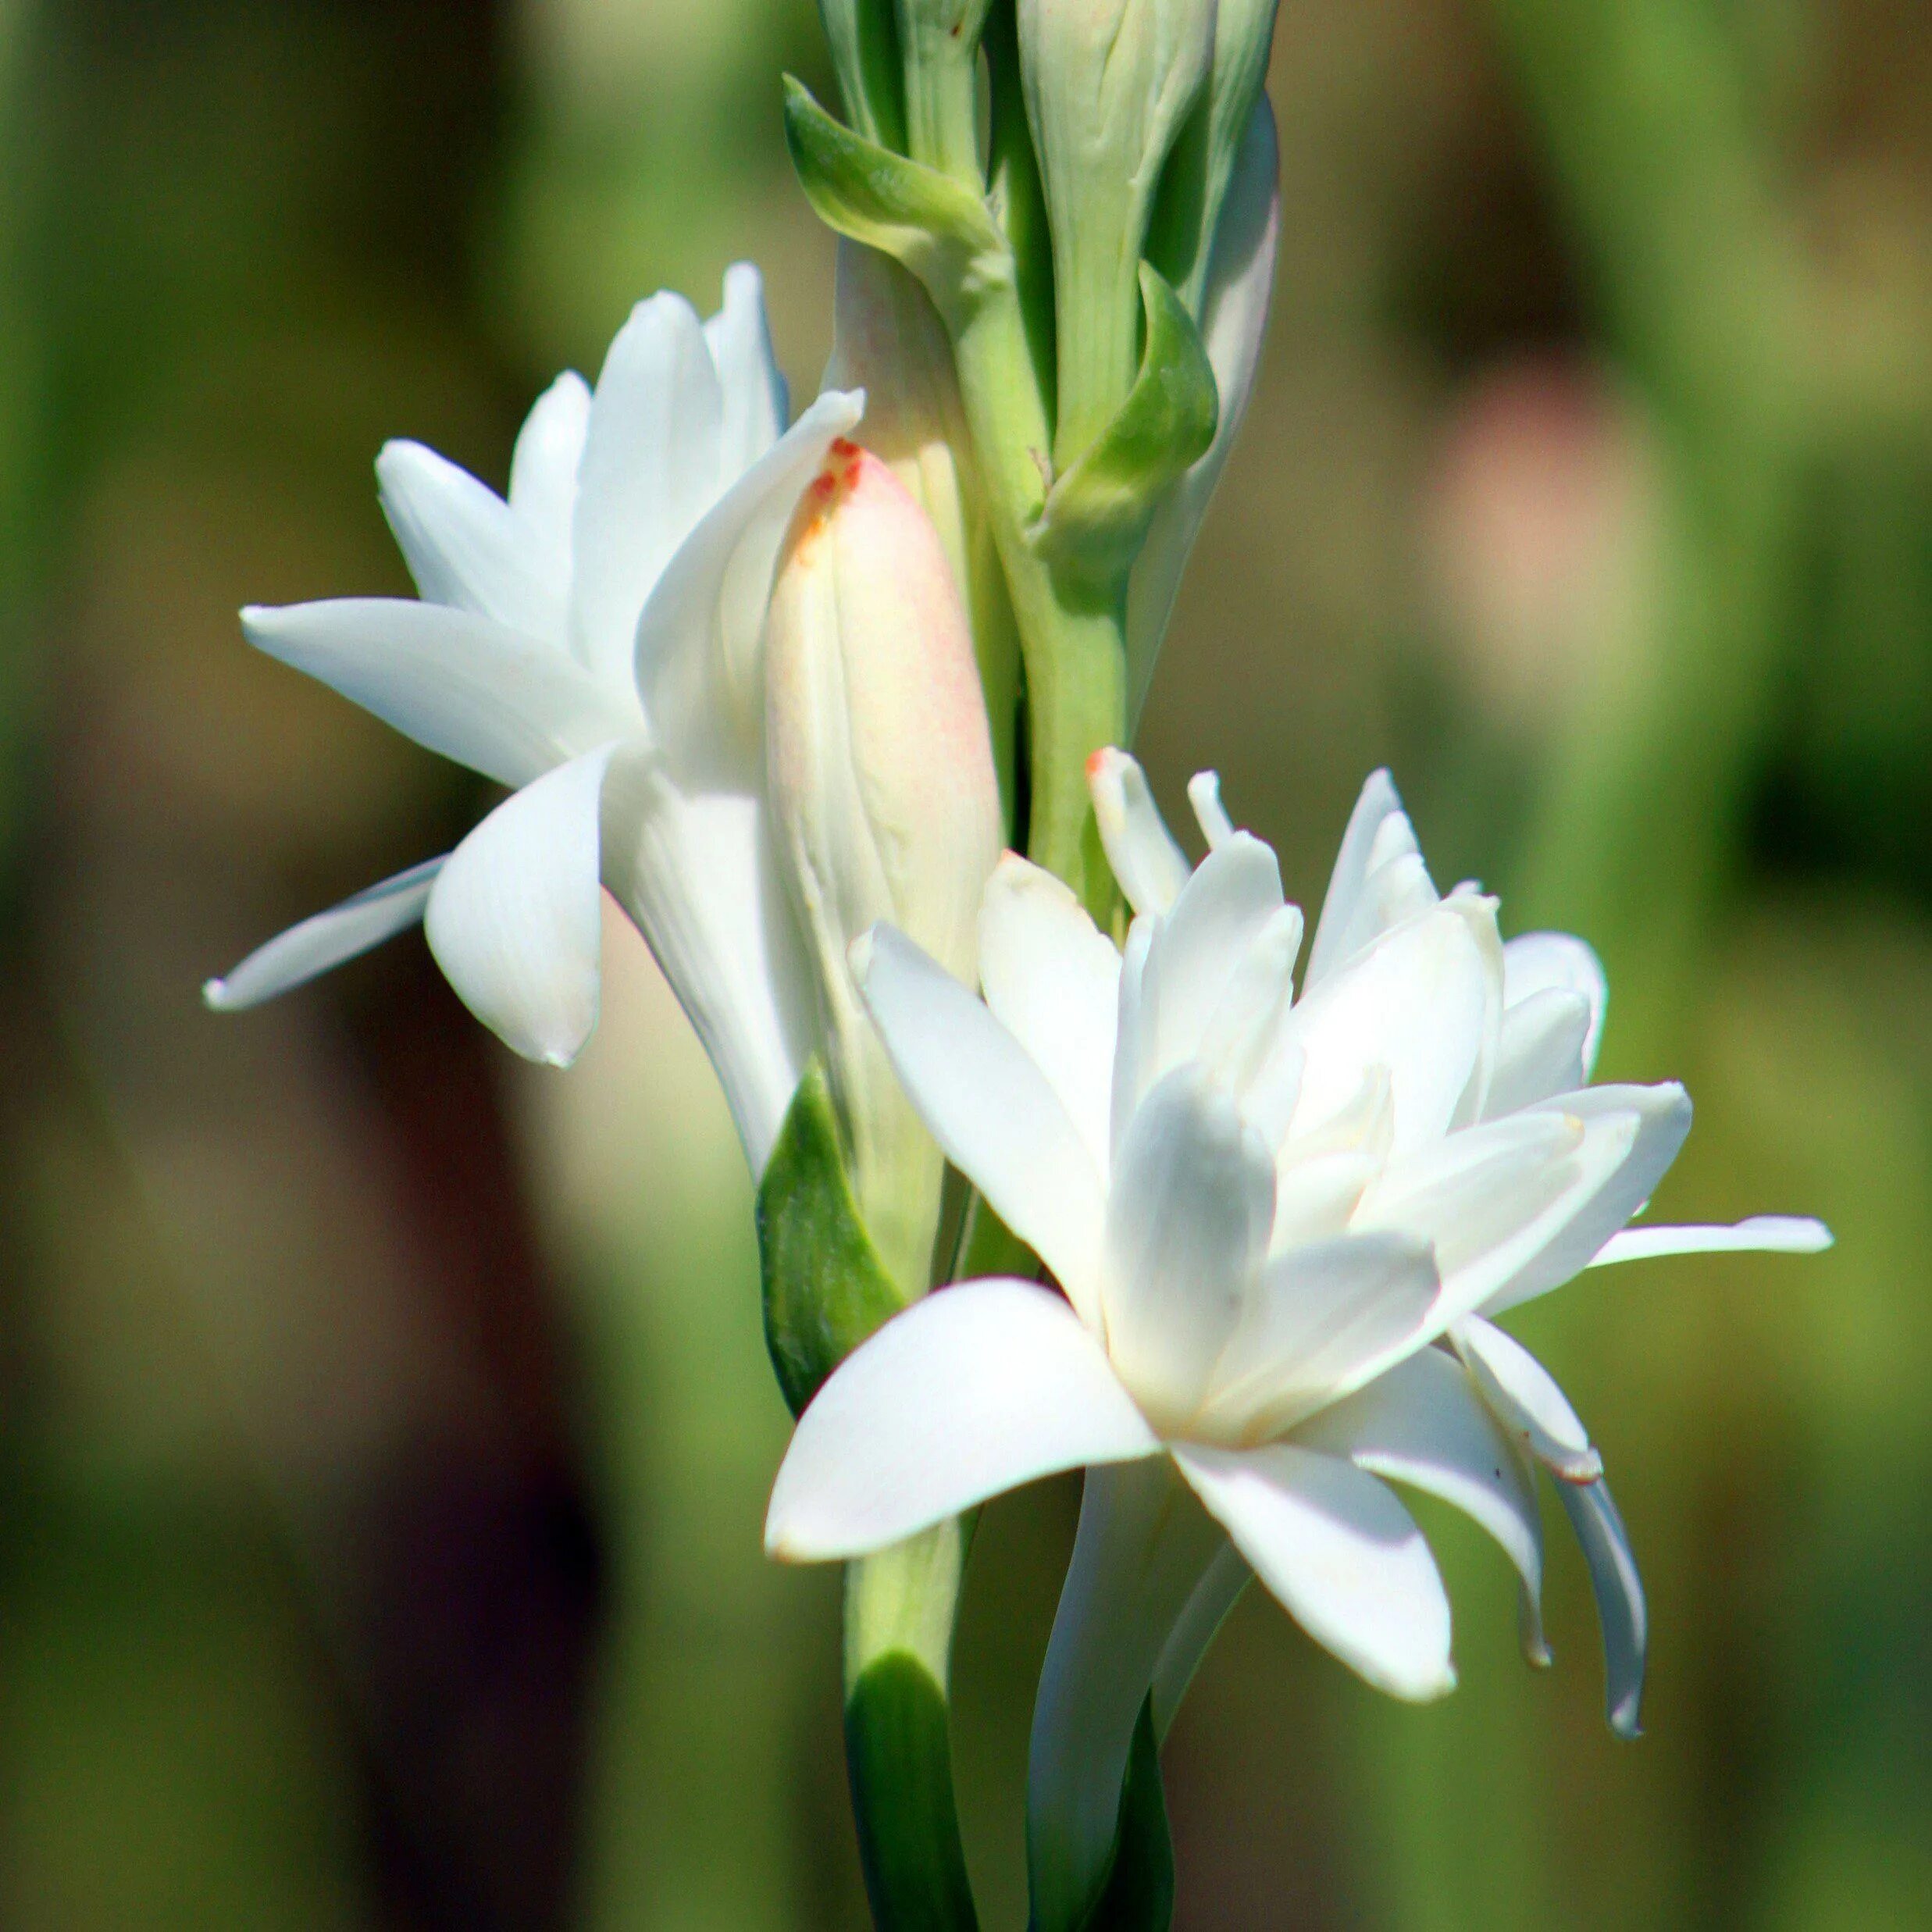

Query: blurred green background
[2,0,1929,1926]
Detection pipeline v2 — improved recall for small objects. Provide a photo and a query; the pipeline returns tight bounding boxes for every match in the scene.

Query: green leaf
[1031,263,1218,597]
[758,1058,910,1417]
[847,1649,980,1930]
[783,77,1014,332]
[1082,1696,1175,1932]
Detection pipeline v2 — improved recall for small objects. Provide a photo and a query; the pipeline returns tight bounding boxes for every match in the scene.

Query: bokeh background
[2,0,1929,1925]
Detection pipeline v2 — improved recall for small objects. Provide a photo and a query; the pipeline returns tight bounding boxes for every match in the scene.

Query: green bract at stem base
[758,1062,981,1925]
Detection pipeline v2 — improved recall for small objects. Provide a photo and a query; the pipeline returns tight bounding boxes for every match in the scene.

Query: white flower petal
[1199,1231,1440,1441]
[1556,1474,1646,1738]
[1125,98,1280,726]
[424,743,622,1067]
[1141,832,1285,1084]
[704,262,789,482]
[1304,768,1422,989]
[1502,931,1606,1077]
[978,854,1122,1178]
[1356,1106,1624,1326]
[203,857,444,1011]
[241,598,618,790]
[1294,1346,1547,1663]
[765,1278,1159,1560]
[1285,898,1491,1159]
[1185,770,1236,850]
[376,440,568,640]
[1103,1066,1275,1428]
[1485,986,1592,1120]
[1454,1315,1601,1481]
[1589,1215,1833,1267]
[599,750,815,1175]
[1028,1456,1228,1932]
[1174,1442,1456,1701]
[507,369,592,568]
[569,293,724,687]
[633,389,864,778]
[1196,905,1303,1126]
[1480,1082,1693,1315]
[855,923,1108,1321]
[1088,747,1191,917]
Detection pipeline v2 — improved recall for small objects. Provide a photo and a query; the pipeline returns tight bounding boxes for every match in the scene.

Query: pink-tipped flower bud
[766,439,1003,1292]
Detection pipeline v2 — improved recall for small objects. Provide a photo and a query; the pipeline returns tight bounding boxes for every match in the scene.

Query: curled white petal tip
[847,924,882,986]
[201,977,233,1011]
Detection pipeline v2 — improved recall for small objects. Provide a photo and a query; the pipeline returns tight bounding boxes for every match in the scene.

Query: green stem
[844,1521,979,1930]
[944,282,1129,918]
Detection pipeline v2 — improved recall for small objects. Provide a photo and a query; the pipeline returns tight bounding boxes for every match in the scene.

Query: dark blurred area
[1,1,1928,1927]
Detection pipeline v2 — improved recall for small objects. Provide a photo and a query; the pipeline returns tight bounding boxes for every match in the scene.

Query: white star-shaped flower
[765,750,1827,1919]
[206,267,861,1172]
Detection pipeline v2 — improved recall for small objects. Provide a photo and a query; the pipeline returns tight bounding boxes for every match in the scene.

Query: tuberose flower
[764,750,1827,1923]
[205,267,862,1173]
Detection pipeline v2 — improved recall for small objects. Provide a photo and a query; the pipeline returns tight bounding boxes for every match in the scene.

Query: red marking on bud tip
[1085,748,1110,780]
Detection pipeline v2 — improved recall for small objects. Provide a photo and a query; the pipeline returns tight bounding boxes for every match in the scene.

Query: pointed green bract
[783,79,1014,333]
[757,1058,911,1417]
[1031,264,1218,597]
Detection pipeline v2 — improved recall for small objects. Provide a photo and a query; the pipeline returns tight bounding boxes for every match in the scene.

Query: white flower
[764,750,1827,1920]
[204,266,863,1172]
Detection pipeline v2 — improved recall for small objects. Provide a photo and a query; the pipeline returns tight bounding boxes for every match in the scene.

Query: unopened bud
[1019,0,1216,462]
[766,440,1003,1292]
[826,240,1018,813]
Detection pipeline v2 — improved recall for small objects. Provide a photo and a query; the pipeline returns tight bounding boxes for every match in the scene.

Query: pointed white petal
[241,598,618,790]
[633,389,864,777]
[376,440,568,640]
[1186,771,1235,850]
[1286,898,1491,1158]
[508,369,592,569]
[1103,1066,1275,1428]
[1125,98,1280,726]
[1199,1231,1440,1440]
[1557,1474,1646,1738]
[1502,931,1607,1077]
[1305,768,1422,988]
[1028,1456,1227,1931]
[1175,1442,1456,1701]
[1088,747,1191,917]
[1196,904,1303,1121]
[1454,1316,1600,1481]
[705,262,788,481]
[1141,832,1285,1082]
[1480,1083,1694,1315]
[424,743,621,1066]
[569,293,724,686]
[1590,1215,1833,1267]
[765,1279,1159,1560]
[599,750,815,1175]
[1485,986,1592,1119]
[978,854,1122,1178]
[1356,1107,1620,1326]
[1294,1345,1546,1661]
[856,923,1108,1320]
[203,857,444,1011]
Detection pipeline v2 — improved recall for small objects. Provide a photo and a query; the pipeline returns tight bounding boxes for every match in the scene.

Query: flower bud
[826,240,1019,812]
[766,440,1003,1292]
[1019,0,1217,463]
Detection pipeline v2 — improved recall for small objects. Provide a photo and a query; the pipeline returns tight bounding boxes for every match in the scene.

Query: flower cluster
[206,2,1833,1915]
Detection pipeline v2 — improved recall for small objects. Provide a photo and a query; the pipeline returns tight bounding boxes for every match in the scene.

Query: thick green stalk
[844,1521,979,1930]
[944,276,1129,918]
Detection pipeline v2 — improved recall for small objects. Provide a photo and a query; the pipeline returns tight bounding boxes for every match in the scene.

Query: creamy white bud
[766,440,1004,1290]
[825,240,1019,814]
